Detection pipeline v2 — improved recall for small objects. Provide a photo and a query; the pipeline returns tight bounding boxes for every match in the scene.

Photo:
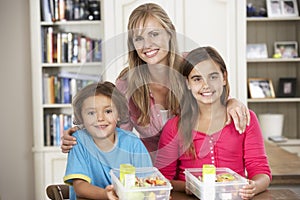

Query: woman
[61,3,250,161]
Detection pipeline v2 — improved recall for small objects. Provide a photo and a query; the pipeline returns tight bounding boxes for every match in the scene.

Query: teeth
[145,50,157,56]
[202,92,212,96]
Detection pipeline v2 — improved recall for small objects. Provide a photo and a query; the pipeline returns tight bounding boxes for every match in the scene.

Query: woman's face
[187,60,226,105]
[132,16,170,66]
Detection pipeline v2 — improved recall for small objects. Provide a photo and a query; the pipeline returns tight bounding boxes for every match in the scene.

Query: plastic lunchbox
[184,168,248,200]
[110,167,172,200]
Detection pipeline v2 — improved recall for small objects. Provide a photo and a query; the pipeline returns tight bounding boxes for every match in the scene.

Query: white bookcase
[29,0,115,199]
[246,0,300,139]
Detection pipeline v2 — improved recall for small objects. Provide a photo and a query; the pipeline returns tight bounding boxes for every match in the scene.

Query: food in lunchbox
[216,173,236,182]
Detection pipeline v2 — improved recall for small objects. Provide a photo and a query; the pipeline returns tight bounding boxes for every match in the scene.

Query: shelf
[247,17,300,22]
[43,104,72,108]
[248,98,300,103]
[247,58,300,63]
[32,146,62,153]
[40,20,102,26]
[42,62,102,68]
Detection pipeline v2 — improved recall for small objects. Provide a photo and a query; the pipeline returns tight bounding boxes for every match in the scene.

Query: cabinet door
[44,152,67,185]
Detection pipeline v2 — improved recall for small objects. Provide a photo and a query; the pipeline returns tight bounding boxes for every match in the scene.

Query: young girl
[154,47,271,200]
[61,3,250,162]
[63,82,152,200]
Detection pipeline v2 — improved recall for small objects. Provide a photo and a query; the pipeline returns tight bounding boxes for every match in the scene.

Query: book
[46,27,53,63]
[268,136,288,143]
[41,0,52,22]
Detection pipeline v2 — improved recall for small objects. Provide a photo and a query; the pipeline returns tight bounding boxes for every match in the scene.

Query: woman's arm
[61,126,78,153]
[226,98,250,133]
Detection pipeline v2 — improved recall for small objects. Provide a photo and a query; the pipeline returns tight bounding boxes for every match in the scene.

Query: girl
[154,47,271,200]
[64,82,152,200]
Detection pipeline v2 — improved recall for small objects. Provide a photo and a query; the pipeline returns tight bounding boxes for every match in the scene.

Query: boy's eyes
[104,109,113,114]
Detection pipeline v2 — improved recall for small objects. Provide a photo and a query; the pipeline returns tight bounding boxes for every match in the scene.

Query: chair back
[46,184,69,200]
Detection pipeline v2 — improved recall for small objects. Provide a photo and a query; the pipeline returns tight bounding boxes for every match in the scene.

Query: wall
[0,0,34,199]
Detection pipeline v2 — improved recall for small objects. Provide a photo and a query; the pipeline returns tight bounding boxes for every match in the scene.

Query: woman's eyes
[133,31,160,42]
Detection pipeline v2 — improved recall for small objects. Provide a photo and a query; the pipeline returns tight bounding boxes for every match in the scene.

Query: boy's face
[186,60,226,105]
[81,94,118,140]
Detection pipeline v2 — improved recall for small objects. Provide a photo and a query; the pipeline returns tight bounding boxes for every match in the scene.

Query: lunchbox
[110,167,172,200]
[184,168,248,200]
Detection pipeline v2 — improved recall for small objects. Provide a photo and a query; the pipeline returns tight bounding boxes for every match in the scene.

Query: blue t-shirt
[63,128,152,200]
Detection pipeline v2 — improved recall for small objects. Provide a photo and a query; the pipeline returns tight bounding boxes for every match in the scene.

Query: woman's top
[63,128,152,200]
[116,77,168,158]
[154,110,272,181]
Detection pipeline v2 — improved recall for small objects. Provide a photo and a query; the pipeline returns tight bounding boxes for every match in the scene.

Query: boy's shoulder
[116,128,139,140]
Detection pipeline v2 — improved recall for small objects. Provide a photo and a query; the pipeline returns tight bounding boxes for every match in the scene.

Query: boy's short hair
[72,81,129,127]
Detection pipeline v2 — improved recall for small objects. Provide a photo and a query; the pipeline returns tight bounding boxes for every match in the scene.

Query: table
[264,141,300,184]
[171,189,300,200]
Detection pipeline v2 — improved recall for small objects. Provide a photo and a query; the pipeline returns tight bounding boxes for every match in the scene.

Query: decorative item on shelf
[273,41,298,58]
[248,78,276,98]
[246,43,268,59]
[277,77,297,97]
[247,3,267,17]
[266,0,299,18]
[258,113,284,140]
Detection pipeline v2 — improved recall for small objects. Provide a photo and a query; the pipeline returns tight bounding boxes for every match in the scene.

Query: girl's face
[81,94,118,140]
[132,16,170,66]
[187,60,226,105]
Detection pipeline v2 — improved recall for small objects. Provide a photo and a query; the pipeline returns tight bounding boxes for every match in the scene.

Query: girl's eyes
[133,31,160,42]
[133,36,143,42]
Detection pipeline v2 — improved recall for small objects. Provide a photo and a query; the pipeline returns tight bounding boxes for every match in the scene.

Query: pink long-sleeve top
[115,77,165,158]
[154,110,272,181]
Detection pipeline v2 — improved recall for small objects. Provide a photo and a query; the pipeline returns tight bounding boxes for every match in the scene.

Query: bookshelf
[246,0,300,139]
[29,0,114,199]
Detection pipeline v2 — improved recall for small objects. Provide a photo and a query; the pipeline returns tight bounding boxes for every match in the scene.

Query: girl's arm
[226,98,250,133]
[73,179,118,200]
[239,174,270,200]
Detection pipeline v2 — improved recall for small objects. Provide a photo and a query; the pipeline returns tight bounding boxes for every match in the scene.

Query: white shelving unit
[29,0,116,199]
[246,1,300,139]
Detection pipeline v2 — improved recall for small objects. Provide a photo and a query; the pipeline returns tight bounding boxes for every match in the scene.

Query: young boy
[63,82,152,200]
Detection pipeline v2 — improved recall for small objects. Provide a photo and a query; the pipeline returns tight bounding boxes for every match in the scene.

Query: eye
[149,31,159,37]
[133,36,144,43]
[210,74,219,80]
[87,111,96,116]
[192,76,203,82]
[105,109,113,114]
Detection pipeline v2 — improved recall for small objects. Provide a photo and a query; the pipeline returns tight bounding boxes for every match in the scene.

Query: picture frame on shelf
[282,0,299,16]
[246,43,268,59]
[267,0,299,17]
[274,41,298,58]
[248,78,276,98]
[277,77,297,97]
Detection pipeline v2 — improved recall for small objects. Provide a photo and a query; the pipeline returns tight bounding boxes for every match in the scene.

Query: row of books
[42,27,102,63]
[44,113,73,146]
[41,0,101,22]
[43,71,101,104]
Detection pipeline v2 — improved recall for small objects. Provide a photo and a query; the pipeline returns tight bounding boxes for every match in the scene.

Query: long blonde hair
[119,3,183,126]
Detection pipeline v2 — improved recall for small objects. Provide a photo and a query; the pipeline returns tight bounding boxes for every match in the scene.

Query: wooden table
[171,189,300,200]
[264,141,300,185]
